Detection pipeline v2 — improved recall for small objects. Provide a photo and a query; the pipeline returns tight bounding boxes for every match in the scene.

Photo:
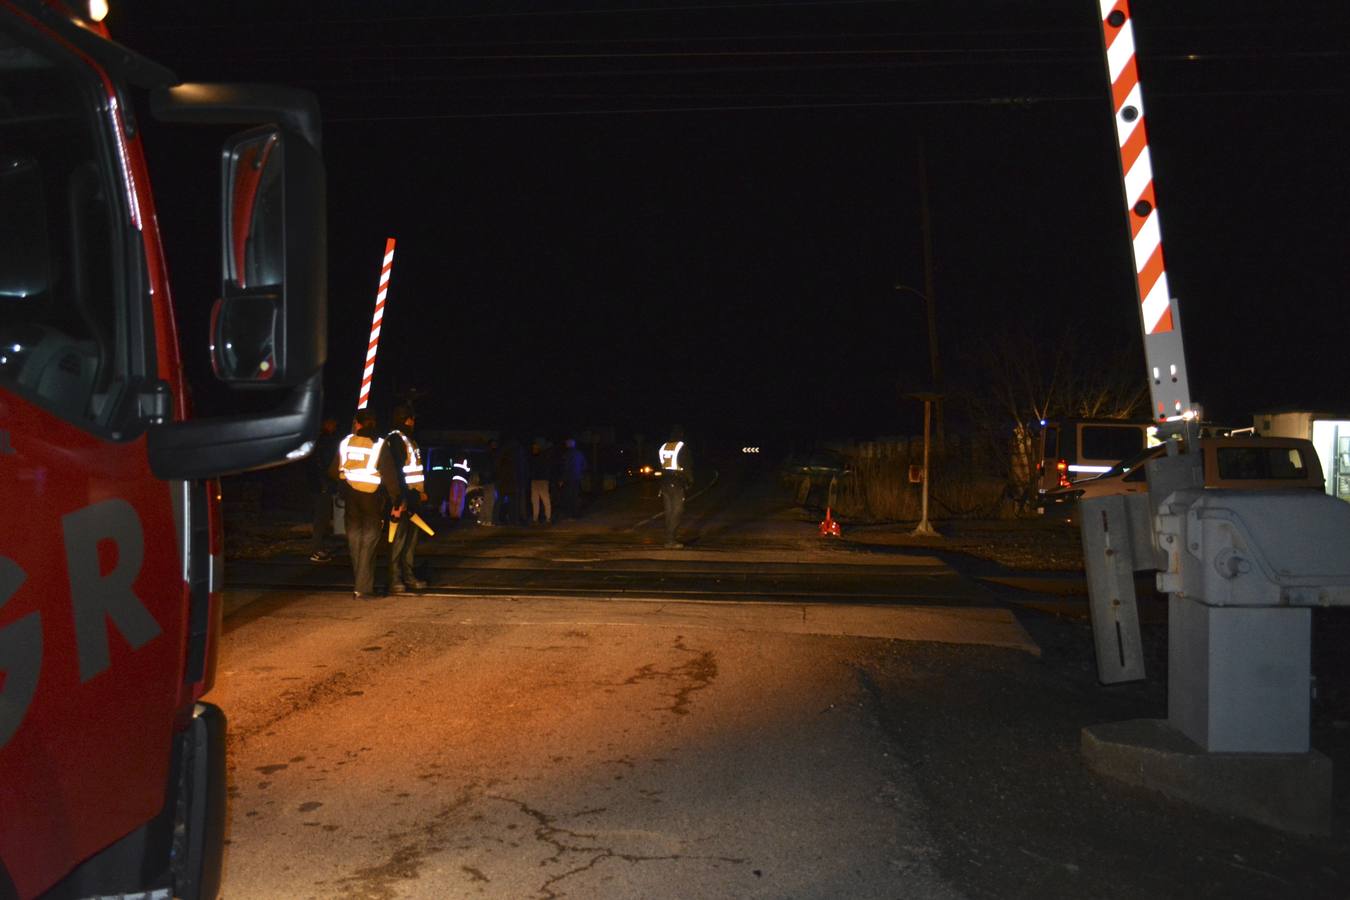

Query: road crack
[617,635,718,716]
[333,785,477,900]
[227,628,433,750]
[487,794,745,900]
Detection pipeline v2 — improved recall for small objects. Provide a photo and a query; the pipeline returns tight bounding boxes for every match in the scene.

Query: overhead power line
[132,33,1349,72]
[121,0,1350,30]
[324,95,1089,123]
[285,56,1101,88]
[127,0,918,29]
[242,45,1087,63]
[320,85,1343,124]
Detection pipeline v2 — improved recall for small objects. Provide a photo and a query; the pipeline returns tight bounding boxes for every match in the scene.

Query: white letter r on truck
[62,499,162,683]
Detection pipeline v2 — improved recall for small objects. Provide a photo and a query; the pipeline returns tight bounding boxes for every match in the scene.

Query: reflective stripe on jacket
[339,434,386,493]
[451,458,471,484]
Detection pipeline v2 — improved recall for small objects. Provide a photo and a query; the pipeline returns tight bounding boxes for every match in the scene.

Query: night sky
[112,0,1349,442]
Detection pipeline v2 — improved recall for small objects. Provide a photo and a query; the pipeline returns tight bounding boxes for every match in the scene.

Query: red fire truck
[0,2,325,897]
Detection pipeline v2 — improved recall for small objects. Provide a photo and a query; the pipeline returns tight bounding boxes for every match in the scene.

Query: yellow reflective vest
[659,440,685,472]
[389,429,425,489]
[338,434,385,493]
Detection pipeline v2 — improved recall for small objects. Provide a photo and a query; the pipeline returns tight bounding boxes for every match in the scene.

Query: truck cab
[1033,417,1158,495]
[1040,435,1323,522]
[0,2,325,898]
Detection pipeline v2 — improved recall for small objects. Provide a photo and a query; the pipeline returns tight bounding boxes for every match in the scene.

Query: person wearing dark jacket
[513,440,531,524]
[385,406,428,592]
[495,439,521,525]
[330,410,403,598]
[558,438,587,519]
[496,438,530,525]
[529,440,553,525]
[476,441,498,525]
[308,417,340,561]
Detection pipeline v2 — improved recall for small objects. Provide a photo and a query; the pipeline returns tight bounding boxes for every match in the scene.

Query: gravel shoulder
[837,518,1086,573]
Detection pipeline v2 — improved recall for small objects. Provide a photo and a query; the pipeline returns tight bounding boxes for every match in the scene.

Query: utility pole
[912,392,939,537]
[917,137,943,446]
[894,140,945,536]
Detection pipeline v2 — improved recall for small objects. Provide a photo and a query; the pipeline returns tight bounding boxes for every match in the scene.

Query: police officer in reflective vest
[330,409,402,599]
[386,405,428,592]
[658,426,692,548]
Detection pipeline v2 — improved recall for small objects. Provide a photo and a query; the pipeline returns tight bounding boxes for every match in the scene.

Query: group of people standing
[482,437,588,526]
[484,426,693,546]
[309,413,694,597]
[308,406,430,599]
[310,411,595,598]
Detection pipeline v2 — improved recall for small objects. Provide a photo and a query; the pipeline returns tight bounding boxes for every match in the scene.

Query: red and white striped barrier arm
[357,237,396,410]
[1099,0,1194,422]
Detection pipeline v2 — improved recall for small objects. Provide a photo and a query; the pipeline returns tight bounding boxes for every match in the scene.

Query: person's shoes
[310,550,332,562]
[353,591,373,600]
[664,541,684,549]
[405,577,428,590]
[389,583,407,594]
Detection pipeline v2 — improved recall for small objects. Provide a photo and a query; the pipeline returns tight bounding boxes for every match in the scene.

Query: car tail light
[1056,459,1070,488]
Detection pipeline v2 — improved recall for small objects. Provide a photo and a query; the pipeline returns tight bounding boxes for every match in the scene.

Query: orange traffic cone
[819,507,842,537]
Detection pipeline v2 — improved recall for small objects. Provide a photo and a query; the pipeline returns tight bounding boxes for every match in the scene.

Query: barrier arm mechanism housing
[1079,1,1350,836]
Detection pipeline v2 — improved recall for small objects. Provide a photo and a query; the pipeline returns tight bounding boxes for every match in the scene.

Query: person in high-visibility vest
[385,406,428,592]
[330,409,402,599]
[657,426,693,548]
[447,455,472,520]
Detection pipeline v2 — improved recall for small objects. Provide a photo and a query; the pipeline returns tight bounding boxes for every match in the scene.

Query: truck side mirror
[144,84,328,478]
[212,124,325,385]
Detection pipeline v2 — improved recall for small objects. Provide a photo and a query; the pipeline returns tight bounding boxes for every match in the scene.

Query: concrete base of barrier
[1082,718,1332,836]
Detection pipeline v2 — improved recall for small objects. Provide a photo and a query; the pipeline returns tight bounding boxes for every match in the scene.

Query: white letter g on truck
[0,556,40,749]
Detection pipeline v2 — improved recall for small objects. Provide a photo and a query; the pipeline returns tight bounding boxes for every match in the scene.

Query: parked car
[781,448,853,507]
[781,448,851,482]
[1040,436,1324,523]
[423,446,491,515]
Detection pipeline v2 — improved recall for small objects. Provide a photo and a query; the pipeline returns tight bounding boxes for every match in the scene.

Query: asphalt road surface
[212,464,1350,898]
[214,593,997,899]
